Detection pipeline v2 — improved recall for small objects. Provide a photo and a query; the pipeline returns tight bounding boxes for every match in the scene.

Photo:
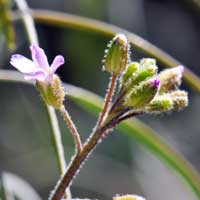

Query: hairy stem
[59,105,82,154]
[49,107,139,200]
[97,74,117,127]
[49,119,117,200]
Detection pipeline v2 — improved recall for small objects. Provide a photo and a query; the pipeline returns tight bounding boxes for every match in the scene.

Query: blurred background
[0,0,200,199]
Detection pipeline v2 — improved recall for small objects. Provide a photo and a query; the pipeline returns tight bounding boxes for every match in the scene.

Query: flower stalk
[97,73,118,127]
[49,109,132,200]
[59,105,82,154]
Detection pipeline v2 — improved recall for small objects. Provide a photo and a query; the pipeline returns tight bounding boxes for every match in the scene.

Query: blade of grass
[12,9,200,92]
[0,70,200,199]
[0,0,15,49]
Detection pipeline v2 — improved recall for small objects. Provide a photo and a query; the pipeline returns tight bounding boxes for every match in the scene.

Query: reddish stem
[97,74,118,127]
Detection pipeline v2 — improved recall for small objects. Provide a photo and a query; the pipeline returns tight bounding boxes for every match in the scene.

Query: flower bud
[125,78,160,108]
[137,58,158,82]
[170,90,188,111]
[122,62,140,85]
[113,194,145,200]
[147,94,173,113]
[36,75,65,109]
[124,58,158,91]
[102,34,129,75]
[140,58,156,68]
[158,65,184,93]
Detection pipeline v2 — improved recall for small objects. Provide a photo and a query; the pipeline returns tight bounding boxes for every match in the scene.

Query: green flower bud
[158,66,184,93]
[36,75,65,109]
[147,94,173,113]
[140,58,156,68]
[170,90,188,111]
[122,62,140,85]
[124,58,158,91]
[136,58,158,83]
[125,78,160,108]
[113,195,145,200]
[103,34,129,75]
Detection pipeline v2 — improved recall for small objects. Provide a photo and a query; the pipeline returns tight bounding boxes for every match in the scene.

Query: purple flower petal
[50,55,65,73]
[151,79,160,88]
[30,44,49,70]
[10,54,37,73]
[24,71,46,81]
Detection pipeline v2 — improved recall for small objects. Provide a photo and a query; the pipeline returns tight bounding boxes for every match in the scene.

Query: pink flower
[10,44,64,81]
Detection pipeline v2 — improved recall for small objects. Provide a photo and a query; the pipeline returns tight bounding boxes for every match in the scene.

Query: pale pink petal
[152,79,160,88]
[10,54,37,73]
[24,71,46,81]
[30,44,49,70]
[50,55,65,73]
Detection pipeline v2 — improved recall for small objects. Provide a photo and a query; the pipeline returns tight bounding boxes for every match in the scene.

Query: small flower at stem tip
[10,44,65,109]
[102,34,129,75]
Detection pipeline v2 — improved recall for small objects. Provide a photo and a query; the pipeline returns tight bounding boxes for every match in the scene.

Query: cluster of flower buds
[102,34,188,119]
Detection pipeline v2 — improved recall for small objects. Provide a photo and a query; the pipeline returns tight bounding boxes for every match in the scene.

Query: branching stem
[49,105,141,200]
[49,117,117,200]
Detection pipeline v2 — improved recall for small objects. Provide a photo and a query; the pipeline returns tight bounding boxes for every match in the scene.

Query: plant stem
[49,118,117,200]
[97,74,117,127]
[14,0,70,198]
[59,105,82,154]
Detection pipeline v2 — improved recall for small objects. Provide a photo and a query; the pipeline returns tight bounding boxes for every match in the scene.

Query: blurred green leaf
[21,9,200,92]
[0,172,42,200]
[0,0,15,50]
[0,70,200,199]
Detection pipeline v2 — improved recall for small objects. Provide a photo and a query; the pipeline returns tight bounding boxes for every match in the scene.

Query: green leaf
[0,172,42,200]
[0,70,200,199]
[0,0,15,50]
[22,9,200,92]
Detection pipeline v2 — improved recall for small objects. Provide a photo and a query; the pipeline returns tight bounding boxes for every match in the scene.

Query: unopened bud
[36,75,65,109]
[122,62,140,85]
[103,34,129,75]
[158,65,184,93]
[125,78,160,108]
[113,194,146,200]
[124,58,158,91]
[170,90,188,111]
[140,58,156,68]
[147,94,173,113]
